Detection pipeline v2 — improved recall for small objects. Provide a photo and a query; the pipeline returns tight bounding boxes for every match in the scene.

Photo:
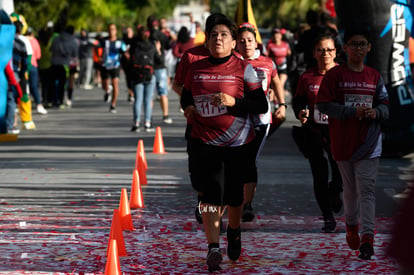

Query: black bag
[131,45,154,83]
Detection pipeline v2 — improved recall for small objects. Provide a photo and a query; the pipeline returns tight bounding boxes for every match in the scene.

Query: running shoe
[104,92,112,103]
[127,94,135,103]
[131,125,140,132]
[36,105,48,115]
[346,224,360,250]
[83,84,94,90]
[144,122,155,132]
[145,126,155,132]
[226,226,241,261]
[66,100,72,108]
[22,121,36,130]
[206,247,222,273]
[109,105,117,114]
[322,218,336,233]
[7,127,20,134]
[242,203,255,222]
[163,116,173,124]
[358,234,374,260]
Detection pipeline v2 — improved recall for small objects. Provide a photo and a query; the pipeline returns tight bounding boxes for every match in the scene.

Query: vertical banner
[234,0,262,44]
[335,0,414,156]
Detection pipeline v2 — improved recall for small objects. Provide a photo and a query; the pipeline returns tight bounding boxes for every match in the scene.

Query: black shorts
[101,67,120,79]
[276,63,288,75]
[188,139,252,207]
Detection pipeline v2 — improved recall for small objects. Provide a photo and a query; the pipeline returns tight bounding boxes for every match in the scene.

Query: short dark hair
[64,25,75,35]
[344,27,371,44]
[306,9,319,25]
[205,13,227,37]
[205,14,237,40]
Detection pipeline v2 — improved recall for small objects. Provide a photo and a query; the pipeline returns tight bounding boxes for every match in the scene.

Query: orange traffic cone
[137,154,148,185]
[130,169,145,209]
[118,188,135,231]
[135,139,148,171]
[107,208,127,257]
[153,126,166,154]
[105,239,121,275]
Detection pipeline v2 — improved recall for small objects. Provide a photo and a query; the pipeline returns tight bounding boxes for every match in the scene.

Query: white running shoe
[22,121,36,130]
[36,105,48,115]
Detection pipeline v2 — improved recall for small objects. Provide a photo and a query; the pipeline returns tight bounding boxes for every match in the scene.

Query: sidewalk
[0,83,408,274]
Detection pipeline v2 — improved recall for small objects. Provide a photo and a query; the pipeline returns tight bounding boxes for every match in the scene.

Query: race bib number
[344,94,373,108]
[194,94,227,117]
[313,105,328,125]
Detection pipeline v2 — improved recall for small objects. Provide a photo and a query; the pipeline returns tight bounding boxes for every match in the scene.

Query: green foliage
[13,0,179,34]
[13,0,322,35]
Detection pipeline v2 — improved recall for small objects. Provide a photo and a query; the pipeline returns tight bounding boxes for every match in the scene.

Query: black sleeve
[233,88,268,114]
[180,87,194,110]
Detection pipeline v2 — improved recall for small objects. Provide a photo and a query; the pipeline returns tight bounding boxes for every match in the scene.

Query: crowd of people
[4,13,191,135]
[5,8,414,275]
[175,11,392,273]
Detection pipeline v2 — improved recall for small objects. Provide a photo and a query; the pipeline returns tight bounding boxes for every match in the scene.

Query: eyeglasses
[347,41,369,50]
[316,48,336,53]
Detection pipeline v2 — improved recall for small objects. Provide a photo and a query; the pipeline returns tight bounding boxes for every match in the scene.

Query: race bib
[105,54,118,69]
[194,94,228,117]
[313,105,328,125]
[344,94,373,108]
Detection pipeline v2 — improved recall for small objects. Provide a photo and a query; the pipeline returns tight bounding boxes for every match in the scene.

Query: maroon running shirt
[184,55,262,146]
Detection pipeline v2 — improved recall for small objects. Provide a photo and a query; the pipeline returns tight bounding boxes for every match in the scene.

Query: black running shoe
[358,234,374,260]
[104,92,111,103]
[242,203,255,222]
[109,105,117,114]
[131,125,140,132]
[322,218,336,233]
[227,226,241,261]
[206,247,222,272]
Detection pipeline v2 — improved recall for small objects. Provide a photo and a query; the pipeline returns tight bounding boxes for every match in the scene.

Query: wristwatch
[279,103,287,109]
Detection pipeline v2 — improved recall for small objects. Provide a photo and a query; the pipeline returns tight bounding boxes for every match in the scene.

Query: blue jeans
[154,68,168,96]
[6,90,16,131]
[133,75,156,124]
[29,65,41,105]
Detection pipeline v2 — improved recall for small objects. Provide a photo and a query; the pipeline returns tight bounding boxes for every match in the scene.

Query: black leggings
[305,126,342,220]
